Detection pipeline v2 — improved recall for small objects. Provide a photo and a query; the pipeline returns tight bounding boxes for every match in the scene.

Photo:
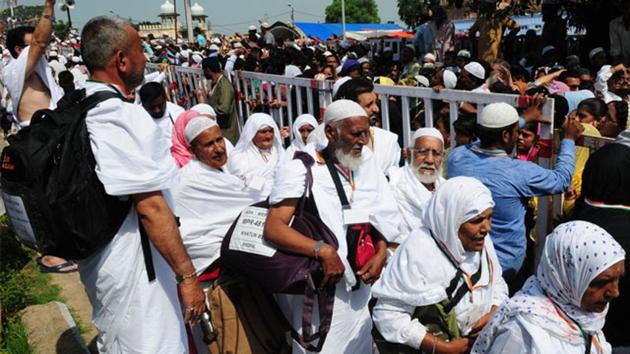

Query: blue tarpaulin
[294,22,403,40]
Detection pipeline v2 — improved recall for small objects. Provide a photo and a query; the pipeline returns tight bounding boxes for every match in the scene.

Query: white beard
[411,162,442,185]
[334,147,364,171]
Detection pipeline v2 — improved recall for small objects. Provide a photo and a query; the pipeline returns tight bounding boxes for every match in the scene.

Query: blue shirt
[196,34,207,48]
[447,140,575,279]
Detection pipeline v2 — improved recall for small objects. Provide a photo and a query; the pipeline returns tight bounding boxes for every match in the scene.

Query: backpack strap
[80,90,129,113]
[443,260,483,313]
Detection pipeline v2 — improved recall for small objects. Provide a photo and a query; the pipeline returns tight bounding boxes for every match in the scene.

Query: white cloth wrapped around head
[421,176,495,270]
[291,114,319,148]
[538,221,625,322]
[184,116,217,144]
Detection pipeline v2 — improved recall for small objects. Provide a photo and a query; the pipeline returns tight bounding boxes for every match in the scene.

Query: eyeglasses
[410,148,444,158]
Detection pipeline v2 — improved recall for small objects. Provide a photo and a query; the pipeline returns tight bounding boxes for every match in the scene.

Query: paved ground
[50,272,98,353]
[21,302,87,354]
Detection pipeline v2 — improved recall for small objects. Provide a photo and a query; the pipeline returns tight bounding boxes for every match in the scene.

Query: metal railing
[146,63,562,259]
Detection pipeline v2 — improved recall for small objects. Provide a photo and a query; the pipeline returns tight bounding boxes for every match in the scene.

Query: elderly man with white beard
[264,99,404,353]
[390,128,447,234]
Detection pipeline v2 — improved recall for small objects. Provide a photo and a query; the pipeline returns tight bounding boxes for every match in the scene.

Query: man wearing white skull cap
[389,127,447,234]
[448,102,584,290]
[334,78,402,176]
[264,99,405,353]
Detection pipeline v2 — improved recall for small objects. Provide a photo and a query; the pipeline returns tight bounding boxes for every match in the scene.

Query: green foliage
[2,319,33,354]
[0,5,44,27]
[53,20,71,39]
[325,0,381,24]
[0,216,60,352]
[397,0,435,29]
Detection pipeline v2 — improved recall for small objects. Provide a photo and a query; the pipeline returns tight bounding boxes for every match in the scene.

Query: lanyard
[334,164,355,192]
[258,148,271,162]
[584,198,630,212]
[550,299,604,354]
[469,144,509,157]
[428,230,492,301]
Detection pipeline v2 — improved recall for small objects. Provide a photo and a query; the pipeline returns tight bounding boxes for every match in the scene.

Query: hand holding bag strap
[291,273,335,352]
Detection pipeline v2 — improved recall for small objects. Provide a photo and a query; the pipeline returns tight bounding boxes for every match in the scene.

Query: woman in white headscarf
[372,177,508,354]
[227,113,285,181]
[471,220,625,354]
[284,114,319,159]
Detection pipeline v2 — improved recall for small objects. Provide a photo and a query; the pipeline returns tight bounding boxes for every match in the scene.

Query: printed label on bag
[2,193,37,248]
[229,206,277,257]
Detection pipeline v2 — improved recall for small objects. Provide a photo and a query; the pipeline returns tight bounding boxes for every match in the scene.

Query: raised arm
[26,0,56,79]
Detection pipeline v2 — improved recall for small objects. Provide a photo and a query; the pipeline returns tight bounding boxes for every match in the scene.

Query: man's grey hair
[81,16,132,72]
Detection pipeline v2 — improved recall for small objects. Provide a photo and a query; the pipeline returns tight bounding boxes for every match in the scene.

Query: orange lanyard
[334,164,355,191]
[430,232,492,302]
[551,300,604,353]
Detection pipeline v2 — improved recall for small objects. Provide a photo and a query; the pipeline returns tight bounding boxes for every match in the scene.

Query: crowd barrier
[145,62,586,265]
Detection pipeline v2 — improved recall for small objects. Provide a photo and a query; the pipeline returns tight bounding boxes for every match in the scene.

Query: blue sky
[16,0,402,33]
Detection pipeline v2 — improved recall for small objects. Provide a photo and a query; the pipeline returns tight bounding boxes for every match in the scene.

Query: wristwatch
[313,240,324,259]
[42,14,55,22]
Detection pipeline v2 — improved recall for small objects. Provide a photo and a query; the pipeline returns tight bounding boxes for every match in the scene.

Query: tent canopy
[294,22,403,40]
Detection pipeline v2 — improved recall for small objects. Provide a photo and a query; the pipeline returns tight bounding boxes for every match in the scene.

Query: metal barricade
[146,63,562,259]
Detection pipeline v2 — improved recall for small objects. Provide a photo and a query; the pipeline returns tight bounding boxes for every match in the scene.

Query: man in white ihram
[264,99,404,353]
[3,0,63,128]
[78,16,204,353]
[172,115,270,275]
[389,127,446,234]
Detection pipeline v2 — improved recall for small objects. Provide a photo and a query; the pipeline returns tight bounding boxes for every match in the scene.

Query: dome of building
[191,2,204,16]
[160,0,175,14]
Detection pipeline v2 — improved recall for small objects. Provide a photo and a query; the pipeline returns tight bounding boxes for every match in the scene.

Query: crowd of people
[1,0,629,353]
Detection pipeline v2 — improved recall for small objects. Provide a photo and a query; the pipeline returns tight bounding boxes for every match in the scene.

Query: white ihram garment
[371,127,401,174]
[79,82,186,354]
[372,177,508,350]
[228,113,285,180]
[472,221,625,354]
[172,158,270,273]
[3,46,63,125]
[284,114,319,160]
[269,146,404,354]
[389,164,445,235]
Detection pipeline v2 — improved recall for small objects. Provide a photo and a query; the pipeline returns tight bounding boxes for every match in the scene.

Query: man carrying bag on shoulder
[263,99,405,353]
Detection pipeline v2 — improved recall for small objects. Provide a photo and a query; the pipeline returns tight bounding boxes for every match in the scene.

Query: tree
[396,0,435,29]
[325,0,380,24]
[0,5,44,27]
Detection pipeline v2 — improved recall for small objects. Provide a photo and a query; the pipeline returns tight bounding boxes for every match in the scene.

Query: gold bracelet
[175,270,197,283]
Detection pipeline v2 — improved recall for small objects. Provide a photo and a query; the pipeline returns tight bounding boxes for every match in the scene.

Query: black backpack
[0,88,133,261]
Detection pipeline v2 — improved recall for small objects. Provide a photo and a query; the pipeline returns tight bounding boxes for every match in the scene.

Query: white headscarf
[421,176,495,274]
[229,113,284,178]
[472,221,625,352]
[373,177,496,306]
[290,114,319,150]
